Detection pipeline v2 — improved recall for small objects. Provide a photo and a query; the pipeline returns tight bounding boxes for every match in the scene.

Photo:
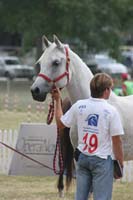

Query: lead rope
[47,97,54,125]
[53,127,64,175]
[47,94,64,175]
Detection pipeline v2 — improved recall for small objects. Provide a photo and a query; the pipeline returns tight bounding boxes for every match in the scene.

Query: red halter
[38,46,70,84]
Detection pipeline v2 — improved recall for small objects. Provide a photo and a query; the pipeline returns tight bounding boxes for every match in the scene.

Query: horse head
[31,35,72,102]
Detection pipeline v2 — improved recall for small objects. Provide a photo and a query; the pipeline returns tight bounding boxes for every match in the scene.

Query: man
[52,73,124,200]
[121,73,133,96]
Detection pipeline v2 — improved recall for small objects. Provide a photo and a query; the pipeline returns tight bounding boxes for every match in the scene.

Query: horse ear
[42,35,51,50]
[53,35,63,49]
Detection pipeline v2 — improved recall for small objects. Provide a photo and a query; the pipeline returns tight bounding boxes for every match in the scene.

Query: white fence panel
[0,129,18,174]
[122,160,133,182]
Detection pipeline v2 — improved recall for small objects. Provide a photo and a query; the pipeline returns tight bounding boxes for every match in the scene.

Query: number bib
[82,133,98,154]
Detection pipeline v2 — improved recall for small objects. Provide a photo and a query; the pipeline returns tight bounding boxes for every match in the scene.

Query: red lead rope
[0,141,54,171]
[47,97,55,125]
[53,128,64,175]
[47,95,64,175]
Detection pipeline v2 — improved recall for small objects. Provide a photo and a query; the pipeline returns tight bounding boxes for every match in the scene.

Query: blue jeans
[75,153,113,200]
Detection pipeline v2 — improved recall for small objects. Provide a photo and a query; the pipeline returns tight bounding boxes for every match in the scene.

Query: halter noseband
[38,46,70,85]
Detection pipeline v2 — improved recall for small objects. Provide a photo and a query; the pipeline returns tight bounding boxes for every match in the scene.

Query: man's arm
[112,135,124,167]
[54,97,66,129]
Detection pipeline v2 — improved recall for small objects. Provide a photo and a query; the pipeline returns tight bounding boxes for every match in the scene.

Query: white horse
[31,35,133,162]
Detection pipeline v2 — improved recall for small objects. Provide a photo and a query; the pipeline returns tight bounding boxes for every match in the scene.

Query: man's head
[90,73,113,99]
[121,73,128,81]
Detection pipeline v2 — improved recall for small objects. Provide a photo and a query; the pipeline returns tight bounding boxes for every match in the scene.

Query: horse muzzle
[31,85,48,102]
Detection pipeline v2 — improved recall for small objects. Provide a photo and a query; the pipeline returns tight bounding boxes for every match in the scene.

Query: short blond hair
[90,73,113,98]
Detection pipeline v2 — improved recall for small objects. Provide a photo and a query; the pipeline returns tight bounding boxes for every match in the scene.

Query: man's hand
[51,86,61,102]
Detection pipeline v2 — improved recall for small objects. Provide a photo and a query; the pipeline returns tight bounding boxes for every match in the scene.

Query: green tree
[0,0,132,57]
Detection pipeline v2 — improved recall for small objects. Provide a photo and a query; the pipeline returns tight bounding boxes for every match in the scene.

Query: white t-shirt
[61,97,124,159]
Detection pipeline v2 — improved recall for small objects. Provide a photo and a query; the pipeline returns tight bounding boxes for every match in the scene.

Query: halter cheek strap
[38,46,70,84]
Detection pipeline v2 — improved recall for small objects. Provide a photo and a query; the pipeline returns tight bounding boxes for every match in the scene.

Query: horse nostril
[31,87,40,95]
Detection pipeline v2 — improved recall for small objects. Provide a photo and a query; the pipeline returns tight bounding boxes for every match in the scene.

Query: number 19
[83,133,98,153]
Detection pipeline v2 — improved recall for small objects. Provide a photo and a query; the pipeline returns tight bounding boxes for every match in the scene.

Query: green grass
[0,175,75,200]
[0,110,48,130]
[0,79,67,130]
[0,80,52,130]
[113,181,133,199]
[0,111,28,130]
[0,175,132,200]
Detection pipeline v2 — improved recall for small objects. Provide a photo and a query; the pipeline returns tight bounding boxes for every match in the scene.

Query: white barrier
[122,161,133,182]
[0,129,18,174]
[8,123,57,176]
[0,124,133,181]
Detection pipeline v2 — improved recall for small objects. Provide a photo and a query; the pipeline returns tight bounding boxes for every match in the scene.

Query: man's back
[61,97,124,159]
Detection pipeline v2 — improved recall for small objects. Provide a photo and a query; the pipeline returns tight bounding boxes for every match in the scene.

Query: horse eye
[53,60,60,66]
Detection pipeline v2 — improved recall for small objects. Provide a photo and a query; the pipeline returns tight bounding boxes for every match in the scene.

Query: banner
[8,123,57,176]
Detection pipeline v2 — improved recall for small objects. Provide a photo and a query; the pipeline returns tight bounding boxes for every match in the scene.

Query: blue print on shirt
[86,114,99,126]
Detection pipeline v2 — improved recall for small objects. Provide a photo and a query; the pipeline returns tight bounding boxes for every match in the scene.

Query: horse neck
[66,49,117,104]
[66,50,93,103]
